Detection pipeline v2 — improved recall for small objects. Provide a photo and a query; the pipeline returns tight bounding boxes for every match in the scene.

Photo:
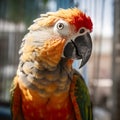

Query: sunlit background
[0,0,120,120]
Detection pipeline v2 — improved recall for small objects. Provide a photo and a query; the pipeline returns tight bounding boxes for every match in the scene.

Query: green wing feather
[70,69,93,120]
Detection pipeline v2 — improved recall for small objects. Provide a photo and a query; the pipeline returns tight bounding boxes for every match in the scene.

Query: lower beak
[63,33,92,68]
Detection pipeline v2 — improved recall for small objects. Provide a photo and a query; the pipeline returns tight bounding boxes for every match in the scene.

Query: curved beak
[63,33,92,68]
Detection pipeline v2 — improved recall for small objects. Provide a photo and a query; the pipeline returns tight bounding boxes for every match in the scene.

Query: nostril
[79,28,85,34]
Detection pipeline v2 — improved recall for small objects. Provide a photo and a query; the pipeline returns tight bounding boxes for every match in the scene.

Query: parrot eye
[57,23,64,30]
[54,20,70,36]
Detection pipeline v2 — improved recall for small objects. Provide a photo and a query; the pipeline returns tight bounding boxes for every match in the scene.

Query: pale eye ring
[57,23,64,30]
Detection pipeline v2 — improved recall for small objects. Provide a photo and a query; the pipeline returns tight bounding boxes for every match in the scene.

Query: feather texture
[11,8,93,120]
[70,70,93,120]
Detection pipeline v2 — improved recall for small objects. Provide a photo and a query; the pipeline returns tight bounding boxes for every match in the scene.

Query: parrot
[10,8,93,120]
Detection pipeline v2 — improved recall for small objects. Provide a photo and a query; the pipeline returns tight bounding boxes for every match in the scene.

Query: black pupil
[58,23,63,29]
[80,29,85,34]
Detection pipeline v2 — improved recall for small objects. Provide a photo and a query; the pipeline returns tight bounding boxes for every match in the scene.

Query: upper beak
[63,33,92,68]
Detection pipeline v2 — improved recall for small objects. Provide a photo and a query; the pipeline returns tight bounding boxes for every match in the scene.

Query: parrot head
[25,8,93,69]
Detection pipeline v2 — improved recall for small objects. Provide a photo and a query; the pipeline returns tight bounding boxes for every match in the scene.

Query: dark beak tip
[79,59,85,68]
[79,49,92,68]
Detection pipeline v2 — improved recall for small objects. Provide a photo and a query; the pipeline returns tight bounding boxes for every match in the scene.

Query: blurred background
[0,0,120,120]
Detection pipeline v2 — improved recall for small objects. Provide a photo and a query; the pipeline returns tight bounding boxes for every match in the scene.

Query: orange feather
[35,8,93,32]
